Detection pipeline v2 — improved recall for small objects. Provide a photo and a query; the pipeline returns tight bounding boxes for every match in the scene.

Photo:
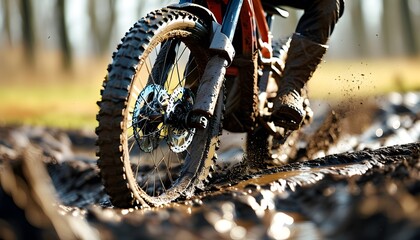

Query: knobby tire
[96,8,221,208]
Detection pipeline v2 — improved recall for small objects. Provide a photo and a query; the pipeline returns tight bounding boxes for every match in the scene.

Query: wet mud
[0,92,419,240]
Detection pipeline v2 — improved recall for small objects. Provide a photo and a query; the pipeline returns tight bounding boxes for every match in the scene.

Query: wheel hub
[166,87,196,153]
[132,84,169,153]
[132,85,196,153]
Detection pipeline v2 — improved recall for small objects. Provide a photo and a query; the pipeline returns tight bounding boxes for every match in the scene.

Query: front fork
[172,0,244,127]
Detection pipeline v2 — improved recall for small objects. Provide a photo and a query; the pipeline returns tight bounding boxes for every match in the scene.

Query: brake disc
[132,84,169,153]
[166,87,196,153]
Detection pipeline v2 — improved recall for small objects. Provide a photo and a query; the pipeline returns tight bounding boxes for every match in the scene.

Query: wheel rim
[124,35,205,200]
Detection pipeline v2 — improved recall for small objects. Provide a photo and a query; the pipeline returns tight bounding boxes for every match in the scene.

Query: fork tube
[221,0,243,41]
[191,0,244,119]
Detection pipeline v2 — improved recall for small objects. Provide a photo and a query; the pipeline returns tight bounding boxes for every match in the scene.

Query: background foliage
[0,0,419,128]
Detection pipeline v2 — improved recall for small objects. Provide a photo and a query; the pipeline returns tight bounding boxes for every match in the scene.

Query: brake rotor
[132,84,169,153]
[166,87,196,153]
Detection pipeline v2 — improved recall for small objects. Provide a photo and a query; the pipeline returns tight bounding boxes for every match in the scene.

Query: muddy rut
[0,92,419,240]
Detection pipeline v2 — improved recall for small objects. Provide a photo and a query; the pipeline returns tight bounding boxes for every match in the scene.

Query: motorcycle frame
[171,0,280,129]
[186,0,273,75]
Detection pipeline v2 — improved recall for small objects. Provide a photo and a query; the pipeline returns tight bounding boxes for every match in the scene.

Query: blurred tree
[0,0,418,61]
[19,0,35,63]
[89,0,117,56]
[2,0,12,45]
[351,0,367,57]
[137,0,146,16]
[382,0,392,55]
[56,0,72,70]
[400,0,418,56]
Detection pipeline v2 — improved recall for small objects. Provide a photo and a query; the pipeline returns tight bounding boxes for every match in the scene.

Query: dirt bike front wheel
[96,8,220,208]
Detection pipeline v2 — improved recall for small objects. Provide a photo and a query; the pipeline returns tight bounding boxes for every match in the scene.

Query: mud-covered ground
[0,92,419,240]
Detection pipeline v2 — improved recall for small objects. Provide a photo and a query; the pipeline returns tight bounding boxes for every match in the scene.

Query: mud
[0,92,419,240]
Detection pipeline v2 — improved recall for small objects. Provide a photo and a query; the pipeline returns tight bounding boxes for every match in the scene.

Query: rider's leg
[270,0,345,130]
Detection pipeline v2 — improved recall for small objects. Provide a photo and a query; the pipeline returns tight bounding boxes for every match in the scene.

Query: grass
[0,83,100,129]
[0,49,106,129]
[1,49,419,130]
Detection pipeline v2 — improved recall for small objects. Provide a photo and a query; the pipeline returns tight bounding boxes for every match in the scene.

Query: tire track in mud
[2,142,417,240]
[215,146,411,190]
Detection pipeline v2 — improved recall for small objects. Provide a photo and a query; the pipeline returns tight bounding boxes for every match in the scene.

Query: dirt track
[0,92,419,240]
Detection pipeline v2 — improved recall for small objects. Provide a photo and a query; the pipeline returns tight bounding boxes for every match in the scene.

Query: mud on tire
[96,8,221,208]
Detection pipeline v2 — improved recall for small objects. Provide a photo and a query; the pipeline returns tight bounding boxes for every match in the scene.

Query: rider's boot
[271,33,327,130]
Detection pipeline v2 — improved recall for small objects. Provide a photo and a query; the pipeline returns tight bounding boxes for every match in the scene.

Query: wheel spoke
[146,52,156,85]
[151,152,168,195]
[175,45,189,89]
[183,63,199,83]
[162,152,175,184]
